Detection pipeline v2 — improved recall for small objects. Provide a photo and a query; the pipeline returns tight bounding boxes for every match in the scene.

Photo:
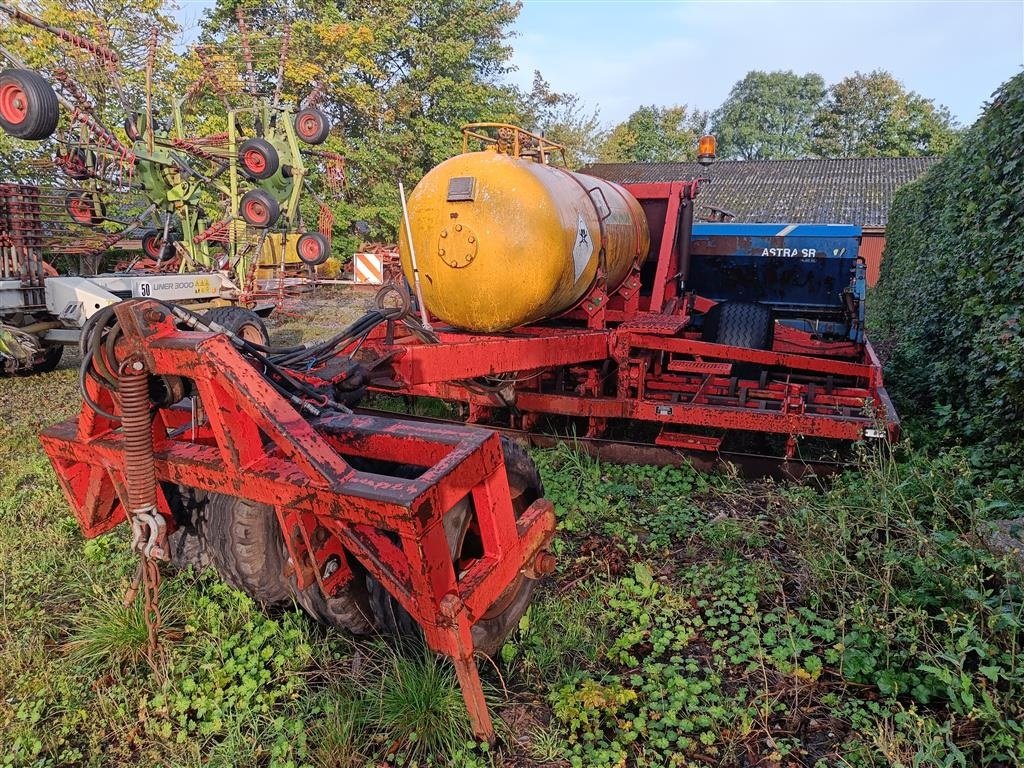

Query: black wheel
[0,69,59,140]
[124,112,146,142]
[188,491,373,629]
[32,344,63,372]
[65,190,105,226]
[366,437,544,656]
[14,343,64,376]
[239,189,280,228]
[205,494,292,607]
[291,572,374,634]
[164,485,214,573]
[293,108,330,145]
[702,301,773,350]
[238,137,280,180]
[59,147,93,180]
[140,229,171,261]
[296,232,330,266]
[201,305,269,345]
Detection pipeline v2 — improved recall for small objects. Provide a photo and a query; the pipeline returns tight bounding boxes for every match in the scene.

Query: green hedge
[875,72,1024,474]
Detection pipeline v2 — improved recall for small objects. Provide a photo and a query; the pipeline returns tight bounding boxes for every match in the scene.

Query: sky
[509,0,1024,127]
[174,0,1024,128]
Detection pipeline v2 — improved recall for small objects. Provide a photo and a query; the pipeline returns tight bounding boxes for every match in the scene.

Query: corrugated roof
[581,157,938,227]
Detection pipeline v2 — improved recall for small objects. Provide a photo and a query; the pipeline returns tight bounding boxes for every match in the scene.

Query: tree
[812,70,959,157]
[710,70,825,159]
[201,0,525,241]
[597,105,708,163]
[0,0,180,174]
[520,71,604,168]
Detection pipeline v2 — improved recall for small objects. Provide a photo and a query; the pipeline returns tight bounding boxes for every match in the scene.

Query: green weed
[67,587,182,671]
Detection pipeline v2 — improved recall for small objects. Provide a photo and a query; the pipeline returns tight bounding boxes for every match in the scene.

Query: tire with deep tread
[470,437,543,656]
[206,494,292,607]
[187,489,373,626]
[201,305,269,345]
[365,436,544,656]
[702,301,773,350]
[0,69,59,140]
[164,484,214,573]
[292,574,374,634]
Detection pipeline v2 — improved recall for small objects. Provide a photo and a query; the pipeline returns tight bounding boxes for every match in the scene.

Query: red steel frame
[38,300,556,741]
[363,181,899,457]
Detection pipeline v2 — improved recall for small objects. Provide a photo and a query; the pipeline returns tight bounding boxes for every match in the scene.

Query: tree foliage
[520,71,603,169]
[875,72,1024,473]
[710,70,825,160]
[0,1,975,249]
[0,0,179,173]
[813,70,959,157]
[597,104,708,163]
[196,0,525,244]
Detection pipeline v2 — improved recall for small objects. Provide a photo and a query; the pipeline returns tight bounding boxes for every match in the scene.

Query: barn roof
[581,157,938,227]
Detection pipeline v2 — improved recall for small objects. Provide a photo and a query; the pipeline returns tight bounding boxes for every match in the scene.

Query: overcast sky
[174,0,1024,128]
[509,0,1024,127]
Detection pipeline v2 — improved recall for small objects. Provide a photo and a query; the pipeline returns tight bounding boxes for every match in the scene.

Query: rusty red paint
[39,300,556,743]
[360,180,898,457]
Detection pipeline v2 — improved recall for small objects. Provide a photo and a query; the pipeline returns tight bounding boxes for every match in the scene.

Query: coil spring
[118,367,156,513]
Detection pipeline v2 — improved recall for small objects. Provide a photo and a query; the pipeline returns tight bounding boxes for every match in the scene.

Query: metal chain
[123,512,169,670]
[142,557,163,660]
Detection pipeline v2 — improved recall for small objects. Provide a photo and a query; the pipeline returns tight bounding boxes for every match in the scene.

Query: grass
[66,586,178,671]
[3,298,1024,766]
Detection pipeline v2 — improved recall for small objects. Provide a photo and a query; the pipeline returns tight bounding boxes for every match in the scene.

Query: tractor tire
[201,305,269,345]
[181,488,373,628]
[296,232,330,266]
[0,69,59,140]
[65,190,105,226]
[291,573,374,634]
[702,301,773,350]
[294,108,330,145]
[164,484,214,573]
[238,138,280,180]
[205,494,292,607]
[366,436,544,656]
[239,189,280,229]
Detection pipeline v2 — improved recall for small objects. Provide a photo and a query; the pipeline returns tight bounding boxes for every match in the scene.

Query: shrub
[875,72,1024,476]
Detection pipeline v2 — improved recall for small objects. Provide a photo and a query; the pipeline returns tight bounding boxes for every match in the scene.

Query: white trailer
[0,271,267,373]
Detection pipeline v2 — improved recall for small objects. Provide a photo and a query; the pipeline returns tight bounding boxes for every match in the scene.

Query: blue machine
[688,223,867,343]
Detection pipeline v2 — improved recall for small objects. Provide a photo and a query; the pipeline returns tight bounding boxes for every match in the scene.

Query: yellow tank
[399,126,649,332]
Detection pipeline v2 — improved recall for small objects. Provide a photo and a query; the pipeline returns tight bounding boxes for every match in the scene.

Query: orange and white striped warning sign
[353,252,384,285]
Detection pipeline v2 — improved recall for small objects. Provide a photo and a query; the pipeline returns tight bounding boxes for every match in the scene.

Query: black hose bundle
[79,298,410,422]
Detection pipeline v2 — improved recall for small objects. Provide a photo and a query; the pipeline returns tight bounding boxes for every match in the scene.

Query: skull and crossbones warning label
[572,213,593,282]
